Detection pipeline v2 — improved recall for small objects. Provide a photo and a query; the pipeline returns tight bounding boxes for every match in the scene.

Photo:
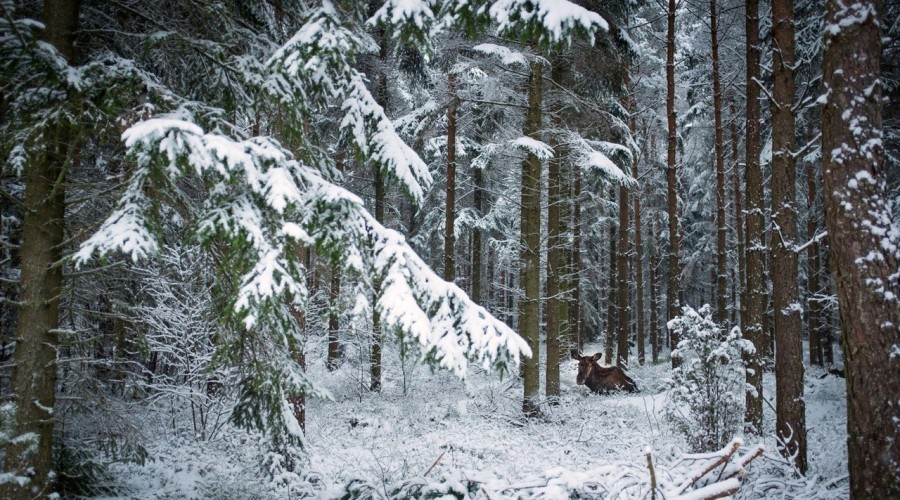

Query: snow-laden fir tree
[666,304,753,453]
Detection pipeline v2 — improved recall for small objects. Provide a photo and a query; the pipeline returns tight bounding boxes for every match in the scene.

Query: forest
[0,0,898,498]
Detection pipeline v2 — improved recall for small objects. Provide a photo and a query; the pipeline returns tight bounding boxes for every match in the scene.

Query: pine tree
[710,0,728,325]
[1,1,80,495]
[821,0,900,494]
[665,0,682,368]
[743,0,765,436]
[770,0,807,473]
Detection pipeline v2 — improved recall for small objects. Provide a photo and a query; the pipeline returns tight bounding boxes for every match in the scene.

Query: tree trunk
[743,0,765,436]
[327,261,341,370]
[771,0,806,473]
[571,162,583,351]
[650,218,660,364]
[1,1,80,497]
[444,71,457,282]
[472,163,485,304]
[710,0,728,325]
[665,0,682,367]
[545,90,562,401]
[731,97,744,330]
[519,57,543,417]
[370,46,389,392]
[632,136,645,366]
[605,187,618,364]
[327,152,345,371]
[822,1,900,495]
[616,183,631,367]
[806,162,823,367]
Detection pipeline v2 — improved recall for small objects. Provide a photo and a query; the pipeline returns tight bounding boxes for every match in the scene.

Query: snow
[510,136,554,160]
[578,151,638,188]
[98,348,851,498]
[490,0,609,45]
[368,0,435,32]
[472,43,528,67]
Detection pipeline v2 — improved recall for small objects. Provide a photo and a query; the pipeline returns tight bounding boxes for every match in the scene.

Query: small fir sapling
[665,305,754,452]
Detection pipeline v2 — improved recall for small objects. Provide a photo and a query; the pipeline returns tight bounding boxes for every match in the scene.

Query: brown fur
[571,350,638,394]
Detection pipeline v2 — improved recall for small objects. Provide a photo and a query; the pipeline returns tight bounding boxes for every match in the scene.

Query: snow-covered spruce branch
[265,2,431,206]
[76,116,530,380]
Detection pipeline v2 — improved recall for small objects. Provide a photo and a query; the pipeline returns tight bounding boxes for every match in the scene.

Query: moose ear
[591,353,602,362]
[570,349,581,360]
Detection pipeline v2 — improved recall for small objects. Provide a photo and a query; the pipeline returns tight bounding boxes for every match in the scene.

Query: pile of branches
[328,438,764,499]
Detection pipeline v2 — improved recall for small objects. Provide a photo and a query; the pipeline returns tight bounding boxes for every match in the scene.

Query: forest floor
[96,341,851,499]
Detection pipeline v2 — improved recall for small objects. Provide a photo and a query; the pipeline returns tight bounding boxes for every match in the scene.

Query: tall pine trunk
[472,162,485,304]
[822,0,900,495]
[616,175,631,366]
[571,162,583,351]
[369,28,390,392]
[545,68,563,400]
[605,187,618,363]
[649,218,660,364]
[743,0,765,435]
[444,71,458,282]
[519,57,543,417]
[1,1,80,497]
[632,125,645,365]
[730,97,745,328]
[665,0,682,366]
[710,0,728,324]
[771,0,806,472]
[806,162,823,367]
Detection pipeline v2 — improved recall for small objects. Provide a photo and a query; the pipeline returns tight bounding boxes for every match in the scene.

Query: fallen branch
[423,450,445,477]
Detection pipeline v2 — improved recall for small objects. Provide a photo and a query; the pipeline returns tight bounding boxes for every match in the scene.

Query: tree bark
[605,187,618,364]
[519,57,543,417]
[710,0,728,325]
[730,97,745,330]
[472,162,485,305]
[822,0,900,495]
[616,179,631,367]
[370,36,389,392]
[444,71,457,282]
[545,71,563,401]
[632,130,645,366]
[743,0,765,436]
[665,0,682,366]
[571,162,583,351]
[1,1,80,497]
[650,218,660,364]
[771,0,806,473]
[806,162,823,367]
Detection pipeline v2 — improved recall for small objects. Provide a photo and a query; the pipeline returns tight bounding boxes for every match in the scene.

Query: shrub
[665,305,754,452]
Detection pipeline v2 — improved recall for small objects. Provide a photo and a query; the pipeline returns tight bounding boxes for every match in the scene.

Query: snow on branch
[472,43,529,67]
[563,132,637,188]
[342,73,432,204]
[578,152,636,188]
[510,136,554,160]
[367,0,436,48]
[74,166,159,263]
[78,116,528,380]
[266,2,432,205]
[489,0,609,46]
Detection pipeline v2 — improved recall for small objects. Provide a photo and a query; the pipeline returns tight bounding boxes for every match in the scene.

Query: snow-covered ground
[97,341,850,498]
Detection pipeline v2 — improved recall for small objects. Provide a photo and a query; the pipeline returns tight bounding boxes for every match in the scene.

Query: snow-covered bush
[130,244,233,441]
[665,304,753,452]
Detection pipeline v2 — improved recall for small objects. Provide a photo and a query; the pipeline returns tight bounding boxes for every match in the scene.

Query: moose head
[571,350,639,394]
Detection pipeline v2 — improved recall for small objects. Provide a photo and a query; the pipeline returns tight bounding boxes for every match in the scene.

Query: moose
[571,350,639,394]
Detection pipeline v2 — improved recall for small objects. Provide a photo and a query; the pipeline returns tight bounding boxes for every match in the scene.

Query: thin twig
[423,450,445,477]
